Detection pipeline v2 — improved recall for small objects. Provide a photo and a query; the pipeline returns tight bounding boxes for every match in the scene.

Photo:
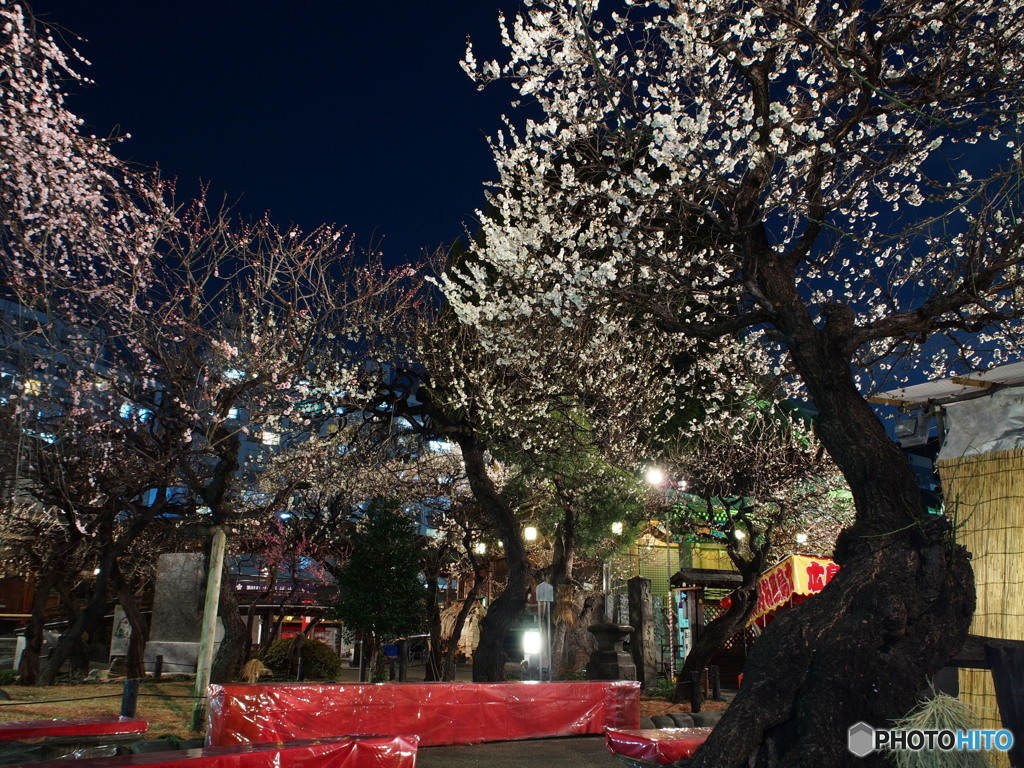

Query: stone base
[143,641,200,674]
[587,650,637,681]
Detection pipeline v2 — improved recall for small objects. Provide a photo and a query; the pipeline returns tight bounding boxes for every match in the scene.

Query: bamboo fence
[938,447,1024,768]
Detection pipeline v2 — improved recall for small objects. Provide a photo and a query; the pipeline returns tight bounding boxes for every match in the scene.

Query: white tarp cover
[938,386,1024,461]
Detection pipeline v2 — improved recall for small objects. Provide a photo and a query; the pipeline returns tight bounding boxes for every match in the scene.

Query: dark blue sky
[28,1,515,265]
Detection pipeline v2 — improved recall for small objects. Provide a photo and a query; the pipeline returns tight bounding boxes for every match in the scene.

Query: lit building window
[261,430,280,446]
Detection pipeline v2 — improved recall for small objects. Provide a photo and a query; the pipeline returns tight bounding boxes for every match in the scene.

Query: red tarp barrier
[35,735,418,768]
[605,728,713,765]
[0,717,148,742]
[208,681,641,747]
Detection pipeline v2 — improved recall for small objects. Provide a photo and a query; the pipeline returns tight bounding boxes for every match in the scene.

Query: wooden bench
[23,735,418,768]
[0,717,148,743]
[606,727,713,766]
[0,717,148,766]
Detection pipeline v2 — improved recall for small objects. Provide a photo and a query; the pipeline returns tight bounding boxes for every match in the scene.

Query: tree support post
[191,526,227,732]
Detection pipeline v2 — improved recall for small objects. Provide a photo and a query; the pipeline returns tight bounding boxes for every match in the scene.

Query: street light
[474,542,487,554]
[645,466,678,680]
[645,467,666,486]
[611,521,624,535]
[795,532,808,545]
[524,526,538,542]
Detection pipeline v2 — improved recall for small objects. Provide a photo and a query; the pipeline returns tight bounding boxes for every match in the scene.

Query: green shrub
[649,677,677,699]
[555,669,588,681]
[258,637,342,681]
[0,669,16,686]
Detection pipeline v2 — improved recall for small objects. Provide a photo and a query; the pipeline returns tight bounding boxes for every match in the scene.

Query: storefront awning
[749,554,839,629]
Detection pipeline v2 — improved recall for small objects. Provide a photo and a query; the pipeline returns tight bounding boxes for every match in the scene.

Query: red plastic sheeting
[208,681,641,747]
[605,728,713,765]
[35,735,418,768]
[0,717,148,742]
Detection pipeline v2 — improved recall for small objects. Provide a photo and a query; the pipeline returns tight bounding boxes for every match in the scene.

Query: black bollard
[710,665,721,700]
[154,655,164,680]
[398,639,408,682]
[296,656,305,681]
[121,679,139,718]
[689,671,702,713]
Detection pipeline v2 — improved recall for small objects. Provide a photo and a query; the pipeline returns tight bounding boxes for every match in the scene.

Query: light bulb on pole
[645,467,666,486]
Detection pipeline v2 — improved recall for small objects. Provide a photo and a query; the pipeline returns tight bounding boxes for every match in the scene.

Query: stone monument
[585,623,637,681]
[143,553,221,674]
[628,576,658,689]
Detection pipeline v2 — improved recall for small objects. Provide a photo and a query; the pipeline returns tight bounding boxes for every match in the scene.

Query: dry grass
[640,696,729,718]
[0,679,200,739]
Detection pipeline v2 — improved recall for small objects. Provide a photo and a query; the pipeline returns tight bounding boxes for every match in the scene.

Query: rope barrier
[0,693,122,706]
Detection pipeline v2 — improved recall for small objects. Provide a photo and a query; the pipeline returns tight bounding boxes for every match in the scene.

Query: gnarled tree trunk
[688,305,975,767]
[211,572,247,684]
[17,572,56,686]
[112,566,149,680]
[457,434,530,682]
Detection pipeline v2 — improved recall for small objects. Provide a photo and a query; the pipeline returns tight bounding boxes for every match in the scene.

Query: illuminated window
[261,430,280,446]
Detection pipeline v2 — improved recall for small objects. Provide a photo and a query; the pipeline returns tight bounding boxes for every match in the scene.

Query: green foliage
[0,669,15,685]
[648,677,677,700]
[259,637,342,680]
[554,669,587,681]
[331,500,426,641]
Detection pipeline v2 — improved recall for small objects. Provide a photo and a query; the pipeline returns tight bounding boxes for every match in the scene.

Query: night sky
[26,1,516,266]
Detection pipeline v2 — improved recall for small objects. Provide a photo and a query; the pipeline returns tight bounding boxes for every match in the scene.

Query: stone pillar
[628,576,657,689]
[585,623,636,681]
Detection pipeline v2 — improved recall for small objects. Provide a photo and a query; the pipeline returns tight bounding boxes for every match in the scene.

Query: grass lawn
[0,678,201,739]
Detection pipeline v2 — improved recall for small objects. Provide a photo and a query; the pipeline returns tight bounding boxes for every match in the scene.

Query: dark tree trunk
[423,556,445,681]
[111,567,149,680]
[673,522,768,702]
[242,572,275,661]
[39,551,117,686]
[210,570,247,684]
[553,592,601,675]
[17,572,55,686]
[457,434,530,682]
[52,580,89,677]
[442,567,486,680]
[546,483,579,677]
[688,289,975,767]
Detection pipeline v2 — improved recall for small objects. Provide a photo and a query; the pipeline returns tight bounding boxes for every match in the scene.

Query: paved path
[417,737,621,768]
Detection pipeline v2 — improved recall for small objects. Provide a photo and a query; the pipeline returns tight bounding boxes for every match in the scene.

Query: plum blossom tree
[447,0,1024,763]
[660,401,853,701]
[1,1,414,685]
[260,418,491,681]
[372,262,672,680]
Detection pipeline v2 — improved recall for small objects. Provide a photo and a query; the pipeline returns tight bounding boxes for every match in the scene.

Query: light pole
[646,467,682,680]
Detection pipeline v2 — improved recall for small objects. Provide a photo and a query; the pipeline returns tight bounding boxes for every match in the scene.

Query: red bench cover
[605,727,712,764]
[30,735,417,768]
[0,717,147,742]
[208,681,640,747]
